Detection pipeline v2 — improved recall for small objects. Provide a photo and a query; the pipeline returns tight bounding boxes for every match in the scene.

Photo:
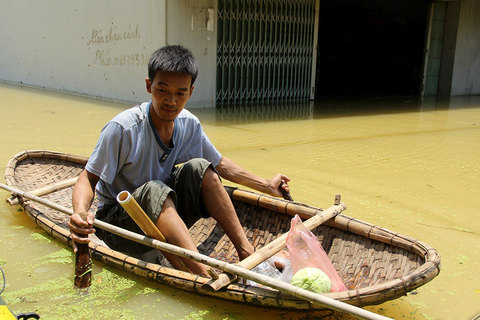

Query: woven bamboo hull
[4,150,440,310]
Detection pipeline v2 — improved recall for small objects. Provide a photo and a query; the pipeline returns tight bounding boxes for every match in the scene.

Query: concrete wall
[0,0,217,106]
[1,0,476,101]
[0,0,166,103]
[166,0,218,107]
[451,0,480,96]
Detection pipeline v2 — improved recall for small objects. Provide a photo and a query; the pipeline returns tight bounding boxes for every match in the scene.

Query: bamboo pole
[0,183,391,320]
[117,191,166,242]
[206,200,347,291]
[101,222,391,320]
[7,177,78,205]
[116,191,190,273]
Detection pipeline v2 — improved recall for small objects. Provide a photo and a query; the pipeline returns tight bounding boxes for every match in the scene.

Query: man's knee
[139,180,167,194]
[202,166,221,187]
[132,180,176,223]
[182,158,212,177]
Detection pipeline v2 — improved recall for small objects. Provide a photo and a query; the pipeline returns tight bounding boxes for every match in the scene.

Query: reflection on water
[1,82,479,320]
[215,100,315,123]
[214,95,480,123]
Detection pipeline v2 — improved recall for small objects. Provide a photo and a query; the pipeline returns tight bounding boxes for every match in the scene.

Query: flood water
[0,82,479,320]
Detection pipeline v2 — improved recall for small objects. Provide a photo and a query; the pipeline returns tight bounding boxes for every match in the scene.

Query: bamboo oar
[7,177,78,205]
[0,183,391,320]
[207,200,347,291]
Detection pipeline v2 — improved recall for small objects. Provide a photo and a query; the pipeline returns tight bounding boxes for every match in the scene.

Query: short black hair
[148,45,199,86]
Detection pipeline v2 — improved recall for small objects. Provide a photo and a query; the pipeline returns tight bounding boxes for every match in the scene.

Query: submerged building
[0,0,479,107]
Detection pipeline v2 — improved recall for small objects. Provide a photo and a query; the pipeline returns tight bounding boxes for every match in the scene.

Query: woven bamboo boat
[4,150,440,311]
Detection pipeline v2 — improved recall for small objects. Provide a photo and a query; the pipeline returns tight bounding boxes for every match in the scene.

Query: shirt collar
[147,101,176,161]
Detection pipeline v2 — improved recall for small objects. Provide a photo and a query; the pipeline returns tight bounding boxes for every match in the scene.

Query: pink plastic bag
[286,214,347,292]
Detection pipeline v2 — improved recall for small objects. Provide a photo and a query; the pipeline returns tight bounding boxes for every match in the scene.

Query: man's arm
[215,156,290,197]
[69,169,100,252]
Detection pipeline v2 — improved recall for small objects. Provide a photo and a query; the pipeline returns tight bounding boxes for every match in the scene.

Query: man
[69,45,290,276]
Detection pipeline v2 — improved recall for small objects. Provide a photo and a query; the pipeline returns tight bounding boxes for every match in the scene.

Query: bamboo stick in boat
[117,191,166,241]
[116,191,190,273]
[100,220,392,320]
[206,200,347,291]
[7,177,78,205]
[0,183,391,320]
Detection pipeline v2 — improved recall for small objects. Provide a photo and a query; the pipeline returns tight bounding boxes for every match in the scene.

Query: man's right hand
[68,211,95,253]
[71,169,99,252]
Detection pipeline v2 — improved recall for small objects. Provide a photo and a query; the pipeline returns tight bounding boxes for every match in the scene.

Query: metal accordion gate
[216,0,317,105]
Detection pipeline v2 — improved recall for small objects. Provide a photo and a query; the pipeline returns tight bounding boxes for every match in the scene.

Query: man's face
[146,71,194,123]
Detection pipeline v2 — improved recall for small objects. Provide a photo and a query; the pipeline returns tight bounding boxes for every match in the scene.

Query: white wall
[6,0,475,101]
[166,0,218,108]
[0,0,218,106]
[451,0,480,96]
[0,0,166,103]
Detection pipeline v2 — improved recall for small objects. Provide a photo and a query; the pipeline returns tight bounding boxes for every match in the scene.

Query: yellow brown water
[0,82,479,319]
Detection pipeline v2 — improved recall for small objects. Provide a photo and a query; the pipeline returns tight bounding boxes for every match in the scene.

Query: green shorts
[95,158,217,256]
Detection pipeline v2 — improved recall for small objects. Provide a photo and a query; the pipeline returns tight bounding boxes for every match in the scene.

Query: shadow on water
[208,95,480,124]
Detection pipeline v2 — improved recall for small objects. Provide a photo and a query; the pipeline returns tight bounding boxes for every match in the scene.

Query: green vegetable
[290,267,331,293]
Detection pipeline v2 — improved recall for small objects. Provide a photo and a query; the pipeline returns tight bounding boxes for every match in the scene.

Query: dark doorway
[315,0,429,98]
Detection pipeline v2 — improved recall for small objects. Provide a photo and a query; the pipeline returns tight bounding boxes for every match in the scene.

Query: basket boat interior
[5,151,440,308]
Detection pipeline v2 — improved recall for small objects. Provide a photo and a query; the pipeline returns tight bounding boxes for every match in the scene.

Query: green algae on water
[36,248,73,265]
[30,232,51,244]
[2,275,71,305]
[136,286,159,295]
[2,267,162,320]
[21,248,74,276]
[184,310,210,320]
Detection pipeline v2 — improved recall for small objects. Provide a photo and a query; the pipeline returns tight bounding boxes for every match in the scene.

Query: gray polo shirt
[86,101,222,208]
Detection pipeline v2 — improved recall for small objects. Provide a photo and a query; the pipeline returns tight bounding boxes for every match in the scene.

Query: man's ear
[145,77,152,94]
[189,86,194,98]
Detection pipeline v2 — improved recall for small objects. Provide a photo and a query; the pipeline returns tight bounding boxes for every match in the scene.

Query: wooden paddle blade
[74,211,92,289]
[74,242,92,289]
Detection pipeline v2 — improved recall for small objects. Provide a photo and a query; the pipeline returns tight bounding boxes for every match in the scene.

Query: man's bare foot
[272,250,290,270]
